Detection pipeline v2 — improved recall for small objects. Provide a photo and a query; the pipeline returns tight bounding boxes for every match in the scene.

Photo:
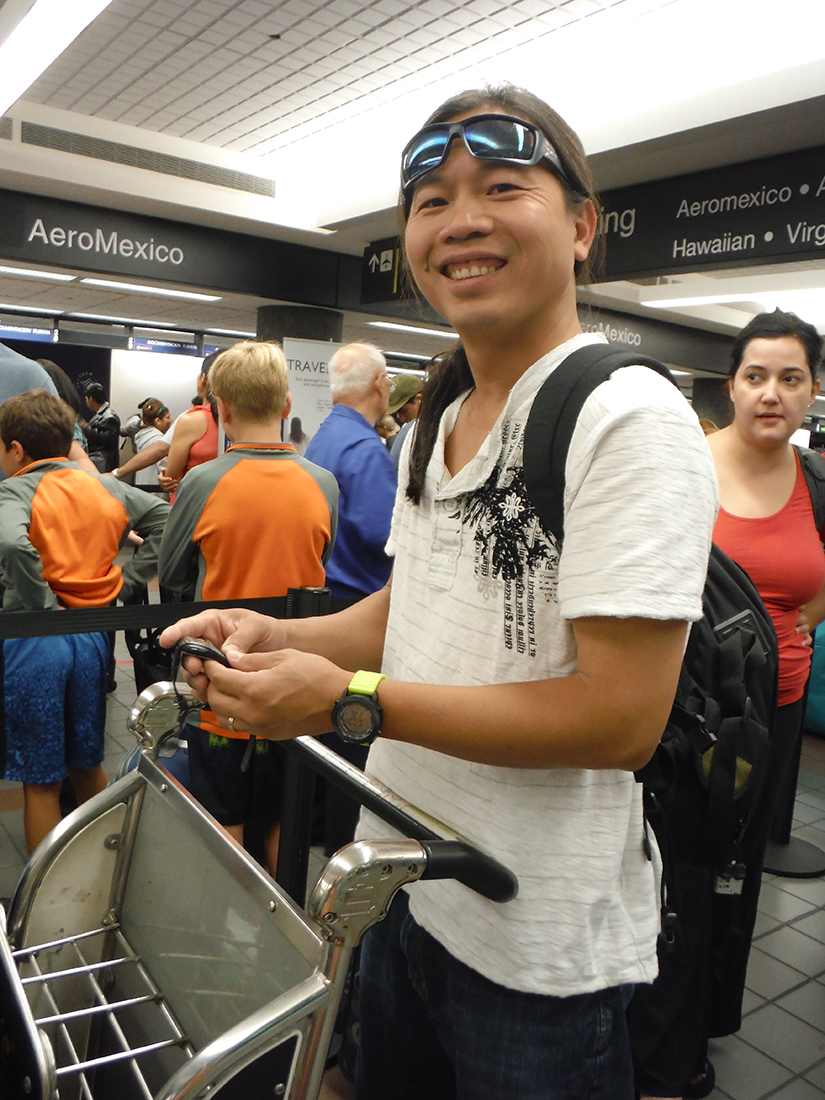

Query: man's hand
[159,608,288,700]
[201,649,352,739]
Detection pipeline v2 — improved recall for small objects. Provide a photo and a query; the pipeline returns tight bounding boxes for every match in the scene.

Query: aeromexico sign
[27,218,185,267]
[600,143,825,280]
[0,188,339,305]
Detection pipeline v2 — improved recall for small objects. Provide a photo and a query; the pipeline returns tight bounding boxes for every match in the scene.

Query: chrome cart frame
[0,683,516,1099]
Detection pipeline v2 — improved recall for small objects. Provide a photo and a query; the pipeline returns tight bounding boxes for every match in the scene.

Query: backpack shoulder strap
[522,344,677,545]
[795,445,825,531]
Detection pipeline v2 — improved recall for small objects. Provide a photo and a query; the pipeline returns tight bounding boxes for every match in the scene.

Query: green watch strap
[348,670,386,697]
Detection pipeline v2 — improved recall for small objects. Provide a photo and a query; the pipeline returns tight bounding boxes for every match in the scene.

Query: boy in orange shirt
[0,390,169,851]
[159,341,338,870]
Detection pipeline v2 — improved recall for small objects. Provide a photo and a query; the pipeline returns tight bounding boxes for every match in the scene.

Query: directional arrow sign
[361,236,405,304]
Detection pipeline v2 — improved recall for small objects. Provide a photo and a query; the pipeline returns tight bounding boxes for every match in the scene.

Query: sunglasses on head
[401,113,588,201]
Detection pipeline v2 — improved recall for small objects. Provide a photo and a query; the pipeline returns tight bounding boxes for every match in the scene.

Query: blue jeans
[356,890,635,1100]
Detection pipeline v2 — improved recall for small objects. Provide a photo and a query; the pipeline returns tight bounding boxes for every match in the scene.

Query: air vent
[0,117,12,140]
[20,122,275,198]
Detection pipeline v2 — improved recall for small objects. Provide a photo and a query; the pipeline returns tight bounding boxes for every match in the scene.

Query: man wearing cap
[387,372,424,470]
[305,342,396,601]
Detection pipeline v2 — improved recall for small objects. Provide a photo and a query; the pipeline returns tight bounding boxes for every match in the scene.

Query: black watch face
[340,697,373,736]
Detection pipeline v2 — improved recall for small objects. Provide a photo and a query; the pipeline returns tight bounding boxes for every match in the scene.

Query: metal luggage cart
[0,682,516,1100]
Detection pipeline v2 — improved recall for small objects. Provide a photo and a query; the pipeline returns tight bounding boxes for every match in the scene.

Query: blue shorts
[0,633,109,785]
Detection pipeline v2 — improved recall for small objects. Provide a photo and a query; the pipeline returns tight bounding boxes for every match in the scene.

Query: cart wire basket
[0,682,516,1099]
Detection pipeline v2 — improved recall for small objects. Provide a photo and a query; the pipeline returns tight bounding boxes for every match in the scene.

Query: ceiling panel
[22,0,630,155]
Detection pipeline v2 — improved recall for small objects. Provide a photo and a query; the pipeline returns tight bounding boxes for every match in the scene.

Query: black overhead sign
[600,144,825,281]
[361,236,405,304]
[578,305,733,374]
[0,188,341,306]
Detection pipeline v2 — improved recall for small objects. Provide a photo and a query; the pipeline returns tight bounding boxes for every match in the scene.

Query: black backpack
[522,343,781,893]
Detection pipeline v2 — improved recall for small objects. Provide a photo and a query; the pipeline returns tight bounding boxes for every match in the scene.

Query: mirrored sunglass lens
[464,119,535,159]
[405,131,450,180]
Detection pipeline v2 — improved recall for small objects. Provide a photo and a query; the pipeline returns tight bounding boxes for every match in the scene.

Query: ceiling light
[0,265,76,282]
[204,328,257,338]
[644,293,754,310]
[80,278,221,302]
[368,321,457,339]
[70,312,174,327]
[384,351,432,364]
[0,0,116,115]
[0,302,64,315]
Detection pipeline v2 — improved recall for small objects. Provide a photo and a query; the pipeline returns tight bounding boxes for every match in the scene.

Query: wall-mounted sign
[282,337,338,450]
[361,237,404,304]
[0,188,341,306]
[578,304,733,374]
[600,144,825,280]
[132,337,200,354]
[0,323,53,343]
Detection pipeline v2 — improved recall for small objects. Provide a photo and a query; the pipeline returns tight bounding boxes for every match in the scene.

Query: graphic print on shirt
[453,425,559,656]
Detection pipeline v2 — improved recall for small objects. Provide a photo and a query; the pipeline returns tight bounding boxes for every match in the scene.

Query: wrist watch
[332,670,386,746]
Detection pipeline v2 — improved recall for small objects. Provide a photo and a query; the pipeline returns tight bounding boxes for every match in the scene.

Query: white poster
[283,337,340,453]
[110,349,203,425]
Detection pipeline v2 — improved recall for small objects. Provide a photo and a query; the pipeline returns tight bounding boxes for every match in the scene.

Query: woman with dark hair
[161,85,716,1098]
[288,415,309,455]
[711,310,825,836]
[161,352,220,493]
[37,358,87,449]
[133,399,172,492]
[631,310,825,1100]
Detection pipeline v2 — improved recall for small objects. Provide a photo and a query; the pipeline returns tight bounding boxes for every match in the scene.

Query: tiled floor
[1,653,824,1100]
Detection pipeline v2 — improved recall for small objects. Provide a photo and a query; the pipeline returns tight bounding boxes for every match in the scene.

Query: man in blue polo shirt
[305,343,396,601]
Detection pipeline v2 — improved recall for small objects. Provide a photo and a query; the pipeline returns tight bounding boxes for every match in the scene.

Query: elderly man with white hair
[305,342,396,601]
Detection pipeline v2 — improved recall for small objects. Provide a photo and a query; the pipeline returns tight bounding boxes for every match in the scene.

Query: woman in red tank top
[708,311,825,711]
[161,356,220,496]
[636,312,825,1100]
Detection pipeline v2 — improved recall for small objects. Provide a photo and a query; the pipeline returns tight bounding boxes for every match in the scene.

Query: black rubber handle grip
[420,839,517,904]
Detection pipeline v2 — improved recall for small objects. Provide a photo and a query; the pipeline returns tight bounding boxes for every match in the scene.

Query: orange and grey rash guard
[0,459,170,611]
[159,443,338,602]
[158,443,338,740]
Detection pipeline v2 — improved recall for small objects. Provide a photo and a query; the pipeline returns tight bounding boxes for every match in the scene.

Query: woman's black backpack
[522,343,780,890]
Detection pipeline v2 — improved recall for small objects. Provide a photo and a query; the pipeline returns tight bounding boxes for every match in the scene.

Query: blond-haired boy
[159,341,338,870]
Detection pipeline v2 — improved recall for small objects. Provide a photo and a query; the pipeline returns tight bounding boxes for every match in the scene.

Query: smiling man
[162,86,717,1100]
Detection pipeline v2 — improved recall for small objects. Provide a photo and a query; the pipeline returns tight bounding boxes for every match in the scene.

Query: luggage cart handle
[308,837,516,949]
[418,839,513,900]
[288,736,518,904]
[125,685,517,904]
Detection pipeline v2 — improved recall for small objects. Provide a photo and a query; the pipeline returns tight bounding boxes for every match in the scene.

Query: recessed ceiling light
[80,278,221,302]
[643,293,753,310]
[0,302,64,315]
[205,328,257,338]
[0,0,117,116]
[0,265,76,282]
[368,321,457,339]
[71,312,173,327]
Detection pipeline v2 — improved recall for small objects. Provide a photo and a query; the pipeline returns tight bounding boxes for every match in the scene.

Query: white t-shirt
[359,333,718,997]
[133,425,165,487]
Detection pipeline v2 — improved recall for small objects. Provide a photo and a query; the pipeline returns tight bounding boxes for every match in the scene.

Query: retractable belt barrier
[0,586,352,640]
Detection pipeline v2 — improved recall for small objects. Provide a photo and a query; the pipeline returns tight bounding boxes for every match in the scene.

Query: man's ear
[281,393,293,420]
[573,198,598,264]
